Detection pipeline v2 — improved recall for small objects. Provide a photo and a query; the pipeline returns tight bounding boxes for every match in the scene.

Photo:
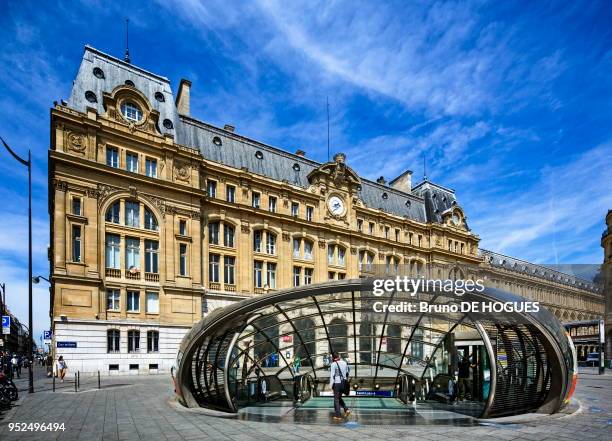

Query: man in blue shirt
[329,352,350,420]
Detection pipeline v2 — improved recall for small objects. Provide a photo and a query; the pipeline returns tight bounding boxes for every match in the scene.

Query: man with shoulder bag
[329,352,350,421]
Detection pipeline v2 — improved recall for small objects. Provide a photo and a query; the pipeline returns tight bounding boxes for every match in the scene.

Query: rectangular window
[72,197,82,216]
[327,245,334,264]
[268,196,277,213]
[126,152,139,173]
[369,222,375,235]
[72,224,82,262]
[105,234,120,269]
[291,202,299,217]
[408,232,413,245]
[107,289,120,311]
[109,364,119,371]
[145,240,159,273]
[224,256,235,284]
[179,220,187,236]
[266,262,276,289]
[266,233,276,255]
[127,291,140,312]
[448,240,452,251]
[293,266,301,287]
[384,226,390,239]
[125,201,140,227]
[146,292,159,314]
[226,185,236,203]
[125,237,140,271]
[147,331,159,353]
[145,158,157,177]
[107,330,120,353]
[129,364,139,371]
[253,261,263,288]
[306,206,313,222]
[328,271,335,280]
[338,273,346,280]
[208,222,219,245]
[209,254,220,282]
[224,225,235,247]
[304,268,313,285]
[253,230,262,253]
[179,244,188,276]
[418,235,422,247]
[395,229,400,242]
[106,147,119,168]
[357,219,363,232]
[293,238,300,258]
[207,180,217,198]
[127,330,140,353]
[304,240,313,260]
[252,192,260,209]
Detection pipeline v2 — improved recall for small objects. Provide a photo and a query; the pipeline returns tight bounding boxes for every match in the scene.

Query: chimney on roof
[176,79,191,116]
[376,176,386,185]
[296,149,306,157]
[223,124,235,133]
[389,170,413,194]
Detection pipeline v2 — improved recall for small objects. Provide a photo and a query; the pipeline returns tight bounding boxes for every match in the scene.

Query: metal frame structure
[175,279,576,418]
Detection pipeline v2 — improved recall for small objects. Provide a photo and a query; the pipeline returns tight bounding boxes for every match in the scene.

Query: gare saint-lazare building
[48,46,606,418]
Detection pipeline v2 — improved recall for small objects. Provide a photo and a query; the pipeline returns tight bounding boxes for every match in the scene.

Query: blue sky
[0,0,611,335]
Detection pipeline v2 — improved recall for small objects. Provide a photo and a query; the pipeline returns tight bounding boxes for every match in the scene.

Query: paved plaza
[0,367,611,441]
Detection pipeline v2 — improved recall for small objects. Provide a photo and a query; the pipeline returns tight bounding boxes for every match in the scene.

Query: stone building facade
[602,210,612,358]
[48,46,604,374]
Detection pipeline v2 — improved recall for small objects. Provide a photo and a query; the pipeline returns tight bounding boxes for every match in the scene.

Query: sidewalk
[0,372,611,440]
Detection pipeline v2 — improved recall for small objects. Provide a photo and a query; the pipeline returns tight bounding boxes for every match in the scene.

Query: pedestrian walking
[293,355,301,374]
[57,355,68,382]
[329,351,350,421]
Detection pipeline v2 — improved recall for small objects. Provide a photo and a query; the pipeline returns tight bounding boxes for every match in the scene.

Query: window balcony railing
[126,269,141,280]
[254,287,265,295]
[145,272,159,282]
[106,268,121,278]
[209,282,221,291]
[225,284,236,292]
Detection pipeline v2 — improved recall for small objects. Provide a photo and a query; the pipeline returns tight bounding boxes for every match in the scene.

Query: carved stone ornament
[174,162,191,182]
[96,183,123,205]
[350,247,358,255]
[67,132,86,153]
[241,224,251,234]
[282,232,291,242]
[52,179,68,192]
[318,239,327,249]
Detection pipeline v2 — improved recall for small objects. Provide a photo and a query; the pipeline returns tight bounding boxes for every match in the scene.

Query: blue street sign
[1,315,10,335]
[43,330,52,340]
[57,341,77,348]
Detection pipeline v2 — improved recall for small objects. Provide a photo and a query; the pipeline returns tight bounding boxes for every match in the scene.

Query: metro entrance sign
[2,315,10,335]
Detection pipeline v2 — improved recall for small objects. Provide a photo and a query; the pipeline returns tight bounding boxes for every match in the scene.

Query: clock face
[328,196,345,216]
[452,213,461,226]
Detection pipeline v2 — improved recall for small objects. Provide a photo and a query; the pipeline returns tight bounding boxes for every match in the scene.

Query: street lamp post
[1,137,34,393]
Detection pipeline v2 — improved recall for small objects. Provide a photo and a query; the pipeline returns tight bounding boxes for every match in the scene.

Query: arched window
[105,201,120,223]
[329,317,348,356]
[292,238,314,260]
[386,256,400,274]
[208,222,219,245]
[254,315,279,368]
[121,102,142,122]
[359,250,375,272]
[107,329,120,353]
[144,207,158,231]
[327,244,346,267]
[266,232,276,255]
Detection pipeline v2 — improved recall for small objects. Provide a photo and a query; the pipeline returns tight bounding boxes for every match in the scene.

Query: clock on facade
[452,213,461,226]
[328,196,345,216]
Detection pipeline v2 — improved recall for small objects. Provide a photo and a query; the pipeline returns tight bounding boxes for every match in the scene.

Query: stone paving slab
[0,371,611,440]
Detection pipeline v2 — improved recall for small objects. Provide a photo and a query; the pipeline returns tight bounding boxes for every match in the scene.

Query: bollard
[98,370,101,389]
[53,373,55,392]
[74,373,77,392]
[77,371,80,389]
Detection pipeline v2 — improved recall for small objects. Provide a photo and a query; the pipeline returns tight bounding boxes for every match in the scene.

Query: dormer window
[121,102,142,122]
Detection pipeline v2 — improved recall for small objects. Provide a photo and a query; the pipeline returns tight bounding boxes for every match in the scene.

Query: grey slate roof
[480,249,601,293]
[67,46,430,222]
[412,180,460,225]
[67,46,179,137]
